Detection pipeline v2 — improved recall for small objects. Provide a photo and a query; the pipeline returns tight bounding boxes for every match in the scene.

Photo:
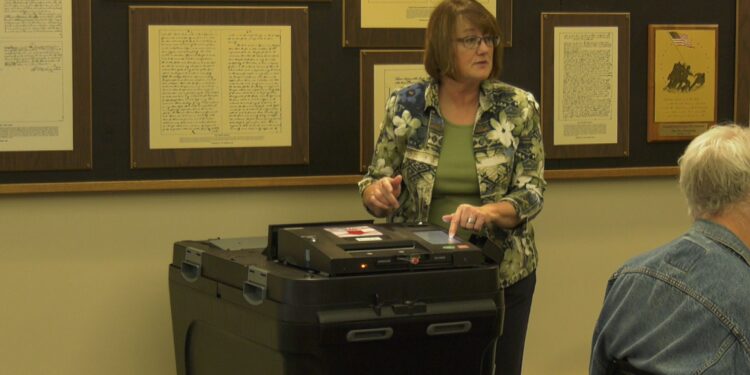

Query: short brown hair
[424,0,503,80]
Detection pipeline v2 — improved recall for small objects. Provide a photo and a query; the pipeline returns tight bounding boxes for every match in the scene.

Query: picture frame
[128,6,309,169]
[540,13,630,159]
[359,50,427,171]
[0,0,92,171]
[343,0,512,48]
[132,0,327,2]
[735,0,750,125]
[647,24,718,142]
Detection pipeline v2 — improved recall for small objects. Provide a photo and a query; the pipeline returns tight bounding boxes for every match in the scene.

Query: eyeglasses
[455,35,501,49]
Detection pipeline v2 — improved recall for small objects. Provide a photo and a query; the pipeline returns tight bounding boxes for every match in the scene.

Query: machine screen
[415,230,462,245]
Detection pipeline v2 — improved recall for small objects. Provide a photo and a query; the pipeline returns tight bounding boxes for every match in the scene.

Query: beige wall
[0,177,690,374]
[525,177,690,375]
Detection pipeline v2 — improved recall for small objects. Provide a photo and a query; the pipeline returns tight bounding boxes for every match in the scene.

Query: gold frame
[647,24,718,142]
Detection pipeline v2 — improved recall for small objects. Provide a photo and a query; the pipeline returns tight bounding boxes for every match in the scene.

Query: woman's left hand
[442,204,489,238]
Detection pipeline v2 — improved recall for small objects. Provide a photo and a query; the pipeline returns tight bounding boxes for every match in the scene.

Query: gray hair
[678,124,750,218]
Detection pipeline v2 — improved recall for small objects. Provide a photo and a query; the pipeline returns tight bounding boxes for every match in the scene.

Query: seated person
[590,124,750,374]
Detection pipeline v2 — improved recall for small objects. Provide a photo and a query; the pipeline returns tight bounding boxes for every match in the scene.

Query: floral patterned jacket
[358,79,546,287]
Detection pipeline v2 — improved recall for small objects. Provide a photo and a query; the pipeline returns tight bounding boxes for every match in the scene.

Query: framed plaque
[736,0,750,125]
[343,0,512,48]
[0,0,92,171]
[129,6,309,169]
[541,13,630,159]
[359,50,427,171]
[134,0,327,2]
[648,24,718,142]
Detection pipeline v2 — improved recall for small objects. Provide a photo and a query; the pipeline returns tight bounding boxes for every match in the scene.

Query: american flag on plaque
[669,31,694,48]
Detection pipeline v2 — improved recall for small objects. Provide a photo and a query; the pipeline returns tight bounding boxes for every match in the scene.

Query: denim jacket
[590,220,750,374]
[358,79,545,287]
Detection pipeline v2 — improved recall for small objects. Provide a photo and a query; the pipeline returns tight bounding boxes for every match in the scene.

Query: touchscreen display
[415,230,462,245]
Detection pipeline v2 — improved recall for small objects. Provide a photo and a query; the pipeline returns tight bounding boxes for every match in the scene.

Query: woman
[358,0,545,374]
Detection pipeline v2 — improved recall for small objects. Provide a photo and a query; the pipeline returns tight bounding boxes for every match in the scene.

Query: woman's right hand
[363,175,403,217]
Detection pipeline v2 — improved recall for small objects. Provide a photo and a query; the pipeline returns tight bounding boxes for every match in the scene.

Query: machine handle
[426,321,472,336]
[243,281,266,306]
[180,261,201,283]
[242,266,268,305]
[180,247,204,282]
[346,327,394,342]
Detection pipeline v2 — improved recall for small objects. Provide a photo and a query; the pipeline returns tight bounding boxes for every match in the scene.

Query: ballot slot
[338,240,416,252]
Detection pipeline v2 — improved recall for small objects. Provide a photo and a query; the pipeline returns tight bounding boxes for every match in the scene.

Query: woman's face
[452,17,494,84]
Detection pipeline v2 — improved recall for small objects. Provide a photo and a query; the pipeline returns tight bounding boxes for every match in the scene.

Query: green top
[428,120,482,240]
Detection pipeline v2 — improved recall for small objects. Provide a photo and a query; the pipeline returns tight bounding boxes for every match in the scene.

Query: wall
[525,177,690,375]
[0,177,690,374]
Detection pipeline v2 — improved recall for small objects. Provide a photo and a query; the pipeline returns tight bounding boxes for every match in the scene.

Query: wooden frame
[0,166,683,195]
[129,6,309,169]
[541,13,630,159]
[133,0,327,2]
[736,0,750,124]
[343,0,512,48]
[0,0,92,171]
[647,24,718,142]
[359,50,426,172]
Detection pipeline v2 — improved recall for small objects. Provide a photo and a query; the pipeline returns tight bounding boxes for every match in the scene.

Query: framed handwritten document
[129,6,309,168]
[343,0,512,48]
[0,0,91,171]
[135,0,328,2]
[648,25,718,142]
[541,13,630,159]
[736,0,750,125]
[359,50,428,171]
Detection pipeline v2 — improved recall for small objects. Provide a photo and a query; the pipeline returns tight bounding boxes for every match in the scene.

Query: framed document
[360,50,428,171]
[343,0,512,48]
[541,13,630,159]
[648,25,718,142]
[129,6,309,169]
[736,0,750,125]
[0,0,92,171]
[134,0,327,2]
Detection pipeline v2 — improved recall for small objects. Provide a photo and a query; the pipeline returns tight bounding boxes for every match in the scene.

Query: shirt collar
[478,80,494,113]
[693,219,750,267]
[424,79,440,113]
[423,78,493,115]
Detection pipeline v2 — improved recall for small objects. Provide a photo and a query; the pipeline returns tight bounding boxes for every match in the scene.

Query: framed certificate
[359,50,427,171]
[343,0,512,48]
[129,6,309,168]
[541,13,630,159]
[736,0,750,125]
[0,0,92,171]
[648,25,718,142]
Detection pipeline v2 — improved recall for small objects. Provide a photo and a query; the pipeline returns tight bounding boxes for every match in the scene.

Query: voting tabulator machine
[265,221,486,276]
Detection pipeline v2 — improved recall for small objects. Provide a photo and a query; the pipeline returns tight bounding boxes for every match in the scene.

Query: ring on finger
[467,217,475,225]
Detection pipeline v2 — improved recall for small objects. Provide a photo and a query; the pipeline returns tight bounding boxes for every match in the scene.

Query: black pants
[492,271,536,375]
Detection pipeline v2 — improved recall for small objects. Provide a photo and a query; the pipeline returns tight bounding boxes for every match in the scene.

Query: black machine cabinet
[169,223,504,375]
